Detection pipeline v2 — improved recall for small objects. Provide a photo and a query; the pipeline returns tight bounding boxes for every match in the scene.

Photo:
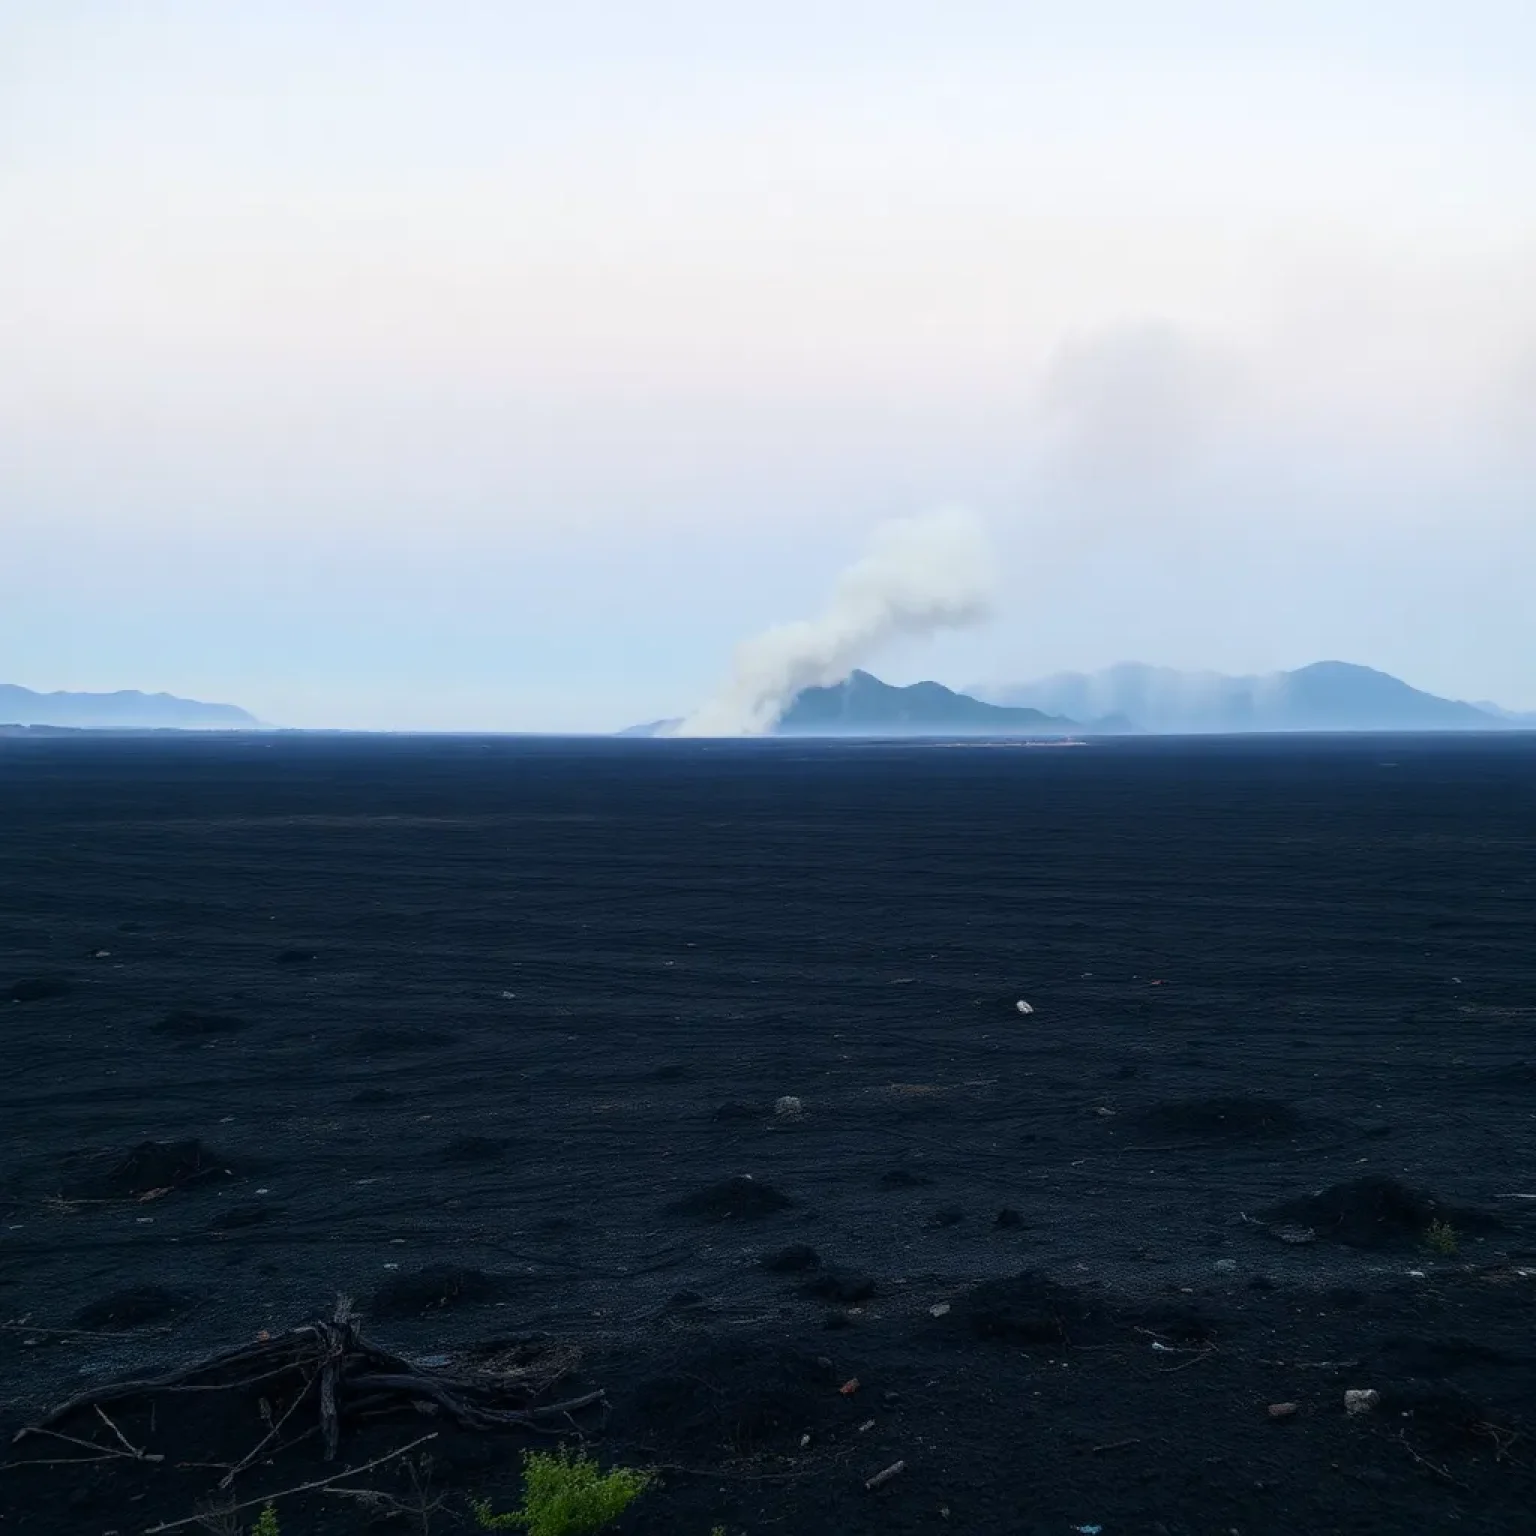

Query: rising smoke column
[675,508,995,737]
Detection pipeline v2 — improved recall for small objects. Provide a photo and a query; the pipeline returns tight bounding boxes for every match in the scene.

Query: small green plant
[1424,1219,1458,1256]
[473,1447,654,1536]
[251,1506,280,1536]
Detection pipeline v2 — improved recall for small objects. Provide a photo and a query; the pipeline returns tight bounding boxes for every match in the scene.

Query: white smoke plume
[675,508,995,737]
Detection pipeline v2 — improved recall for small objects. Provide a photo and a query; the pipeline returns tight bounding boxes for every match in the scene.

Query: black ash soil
[2,732,1536,1534]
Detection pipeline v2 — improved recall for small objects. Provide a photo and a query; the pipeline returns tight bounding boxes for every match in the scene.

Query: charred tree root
[11,1296,606,1472]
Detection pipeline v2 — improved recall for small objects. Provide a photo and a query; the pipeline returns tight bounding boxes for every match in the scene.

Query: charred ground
[2,732,1535,1534]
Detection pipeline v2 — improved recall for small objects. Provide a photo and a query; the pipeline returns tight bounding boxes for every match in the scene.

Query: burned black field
[2,731,1535,1535]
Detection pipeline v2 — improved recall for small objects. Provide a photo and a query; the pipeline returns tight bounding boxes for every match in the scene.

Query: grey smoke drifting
[675,509,995,737]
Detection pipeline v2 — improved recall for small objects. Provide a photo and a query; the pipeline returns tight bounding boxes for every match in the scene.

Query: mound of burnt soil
[1262,1176,1495,1249]
[712,1101,760,1122]
[1375,1383,1492,1448]
[665,1175,792,1221]
[801,1267,876,1303]
[955,1271,1102,1345]
[1131,1095,1301,1140]
[59,1139,241,1201]
[7,977,71,1003]
[349,1026,457,1055]
[151,1010,250,1039]
[1381,1335,1525,1377]
[762,1243,820,1273]
[369,1264,505,1318]
[622,1342,838,1458]
[73,1284,193,1331]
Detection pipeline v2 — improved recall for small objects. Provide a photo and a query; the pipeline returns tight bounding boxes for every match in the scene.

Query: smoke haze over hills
[977,661,1504,734]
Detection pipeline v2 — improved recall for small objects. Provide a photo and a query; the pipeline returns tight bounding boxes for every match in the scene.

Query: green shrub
[251,1507,280,1536]
[473,1447,654,1536]
[1424,1219,1458,1256]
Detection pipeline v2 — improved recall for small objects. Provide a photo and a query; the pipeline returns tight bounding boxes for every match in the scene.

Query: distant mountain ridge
[977,661,1515,734]
[777,670,1079,735]
[0,684,257,730]
[621,671,1087,737]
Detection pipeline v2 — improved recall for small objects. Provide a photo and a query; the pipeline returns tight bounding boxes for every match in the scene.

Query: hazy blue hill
[617,717,684,738]
[0,684,258,729]
[1274,661,1495,730]
[775,670,1077,735]
[981,661,1508,734]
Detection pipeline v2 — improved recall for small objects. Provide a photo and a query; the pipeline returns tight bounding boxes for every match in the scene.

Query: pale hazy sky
[3,2,1534,728]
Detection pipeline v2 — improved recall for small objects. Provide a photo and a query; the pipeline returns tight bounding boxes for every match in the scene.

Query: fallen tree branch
[142,1432,440,1533]
[11,1296,605,1489]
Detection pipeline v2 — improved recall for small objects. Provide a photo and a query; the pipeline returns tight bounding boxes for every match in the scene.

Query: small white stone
[1015,1000,1034,1015]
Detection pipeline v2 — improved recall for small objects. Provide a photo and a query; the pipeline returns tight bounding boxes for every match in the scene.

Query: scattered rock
[762,1243,820,1273]
[773,1096,805,1119]
[1343,1388,1380,1415]
[666,1175,792,1221]
[1015,1000,1034,1015]
[1267,1402,1299,1420]
[1213,1259,1238,1275]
